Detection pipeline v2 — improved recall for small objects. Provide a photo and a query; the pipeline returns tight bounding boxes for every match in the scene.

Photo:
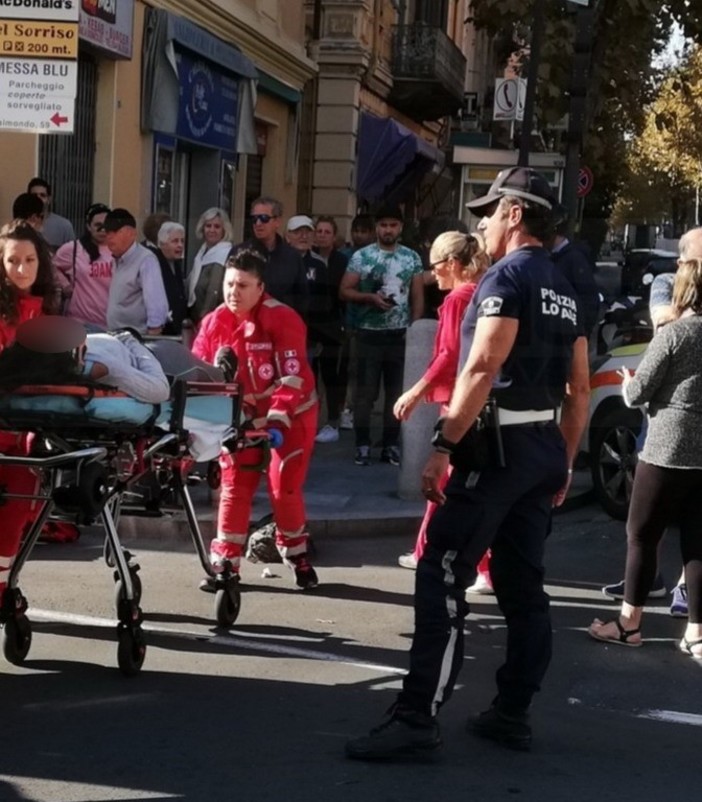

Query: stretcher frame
[0,378,254,676]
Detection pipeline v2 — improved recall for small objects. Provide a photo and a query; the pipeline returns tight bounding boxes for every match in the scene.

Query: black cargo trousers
[397,423,568,718]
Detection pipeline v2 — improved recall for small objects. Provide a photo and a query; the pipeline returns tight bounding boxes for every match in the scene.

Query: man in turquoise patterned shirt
[340,206,424,466]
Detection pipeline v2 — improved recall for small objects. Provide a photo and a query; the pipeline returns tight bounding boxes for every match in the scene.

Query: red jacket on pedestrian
[423,282,478,404]
[192,294,318,430]
[0,294,44,352]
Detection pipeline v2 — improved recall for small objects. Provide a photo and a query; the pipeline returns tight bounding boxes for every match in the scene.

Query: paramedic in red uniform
[192,248,320,590]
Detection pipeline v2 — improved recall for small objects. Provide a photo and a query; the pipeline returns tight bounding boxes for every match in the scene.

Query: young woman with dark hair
[53,203,113,328]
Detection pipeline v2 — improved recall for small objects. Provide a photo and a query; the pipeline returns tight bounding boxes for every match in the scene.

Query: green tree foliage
[614,46,702,233]
[467,0,702,219]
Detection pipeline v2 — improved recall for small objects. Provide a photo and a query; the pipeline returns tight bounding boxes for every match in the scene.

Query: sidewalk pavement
[119,424,594,543]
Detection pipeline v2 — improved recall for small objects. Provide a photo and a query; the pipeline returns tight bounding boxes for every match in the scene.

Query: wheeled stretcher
[0,377,267,676]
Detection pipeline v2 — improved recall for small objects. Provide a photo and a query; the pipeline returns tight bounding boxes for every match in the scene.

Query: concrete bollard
[398,319,440,501]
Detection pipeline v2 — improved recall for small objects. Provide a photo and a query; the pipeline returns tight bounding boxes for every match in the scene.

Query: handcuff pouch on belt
[433,398,506,473]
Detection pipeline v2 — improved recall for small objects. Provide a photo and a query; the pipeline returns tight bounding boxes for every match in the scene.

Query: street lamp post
[562,2,597,237]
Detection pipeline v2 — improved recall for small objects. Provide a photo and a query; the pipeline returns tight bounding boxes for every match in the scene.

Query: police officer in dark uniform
[345,167,590,760]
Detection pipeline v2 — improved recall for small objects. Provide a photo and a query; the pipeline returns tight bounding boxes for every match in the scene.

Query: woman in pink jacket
[53,203,113,329]
[394,232,490,585]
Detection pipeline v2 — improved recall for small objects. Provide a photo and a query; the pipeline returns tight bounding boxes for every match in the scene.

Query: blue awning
[357,113,444,204]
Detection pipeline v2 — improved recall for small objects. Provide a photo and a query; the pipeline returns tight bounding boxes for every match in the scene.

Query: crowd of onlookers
[4,178,486,469]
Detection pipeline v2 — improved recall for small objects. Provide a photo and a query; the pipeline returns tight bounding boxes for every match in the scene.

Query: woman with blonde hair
[589,240,702,657]
[187,207,234,324]
[394,230,490,572]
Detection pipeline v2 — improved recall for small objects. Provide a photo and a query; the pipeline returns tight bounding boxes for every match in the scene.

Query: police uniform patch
[258,363,274,380]
[480,296,504,316]
[284,358,301,375]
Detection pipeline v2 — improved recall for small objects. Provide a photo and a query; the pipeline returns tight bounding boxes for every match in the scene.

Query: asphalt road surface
[1,502,700,801]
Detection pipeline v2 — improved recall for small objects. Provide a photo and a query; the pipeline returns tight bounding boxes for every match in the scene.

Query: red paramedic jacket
[192,294,318,430]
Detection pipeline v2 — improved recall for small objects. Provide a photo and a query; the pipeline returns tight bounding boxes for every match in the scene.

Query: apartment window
[415,0,449,28]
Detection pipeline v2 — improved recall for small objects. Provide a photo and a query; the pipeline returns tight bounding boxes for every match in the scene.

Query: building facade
[303,0,469,237]
[0,0,316,253]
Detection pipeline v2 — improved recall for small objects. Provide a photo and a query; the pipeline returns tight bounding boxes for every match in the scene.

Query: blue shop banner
[175,49,239,151]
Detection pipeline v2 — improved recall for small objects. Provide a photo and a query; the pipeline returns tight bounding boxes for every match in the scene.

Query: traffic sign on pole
[576,165,594,197]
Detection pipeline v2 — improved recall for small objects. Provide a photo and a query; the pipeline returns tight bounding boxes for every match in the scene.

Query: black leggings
[625,460,702,622]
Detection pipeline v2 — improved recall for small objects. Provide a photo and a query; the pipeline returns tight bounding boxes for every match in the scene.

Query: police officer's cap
[466,167,556,216]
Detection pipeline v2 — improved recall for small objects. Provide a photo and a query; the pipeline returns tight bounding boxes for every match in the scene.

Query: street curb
[117,489,593,542]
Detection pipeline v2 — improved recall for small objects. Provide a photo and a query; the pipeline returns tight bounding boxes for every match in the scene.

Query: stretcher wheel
[214,584,240,627]
[2,615,32,665]
[117,624,146,677]
[114,570,142,611]
[53,463,108,523]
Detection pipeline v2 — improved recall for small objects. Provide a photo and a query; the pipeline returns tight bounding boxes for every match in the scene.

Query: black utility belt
[432,403,559,473]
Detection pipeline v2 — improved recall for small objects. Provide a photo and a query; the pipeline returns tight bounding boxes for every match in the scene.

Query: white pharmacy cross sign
[0,0,79,133]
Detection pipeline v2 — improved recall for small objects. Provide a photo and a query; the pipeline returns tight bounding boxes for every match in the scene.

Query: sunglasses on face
[250,214,277,224]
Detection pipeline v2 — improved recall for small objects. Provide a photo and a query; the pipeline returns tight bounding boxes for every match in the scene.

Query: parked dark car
[620,248,677,297]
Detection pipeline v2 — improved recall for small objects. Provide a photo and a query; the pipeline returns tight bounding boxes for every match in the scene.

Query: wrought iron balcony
[389,23,467,121]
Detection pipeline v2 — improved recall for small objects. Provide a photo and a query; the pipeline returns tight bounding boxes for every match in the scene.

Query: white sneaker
[315,424,339,444]
[398,552,417,570]
[340,408,354,430]
[466,573,494,595]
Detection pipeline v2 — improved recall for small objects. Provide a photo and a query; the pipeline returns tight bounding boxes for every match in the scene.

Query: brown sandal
[588,618,642,648]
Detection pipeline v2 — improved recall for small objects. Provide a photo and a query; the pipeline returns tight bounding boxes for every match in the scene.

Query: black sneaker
[345,706,441,761]
[602,573,666,601]
[198,571,239,594]
[289,555,319,590]
[354,446,371,466]
[380,446,400,466]
[470,706,532,752]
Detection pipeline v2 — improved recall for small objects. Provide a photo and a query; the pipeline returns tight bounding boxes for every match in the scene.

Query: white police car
[585,342,648,519]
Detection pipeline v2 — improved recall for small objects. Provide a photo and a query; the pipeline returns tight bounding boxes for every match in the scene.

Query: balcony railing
[389,23,467,120]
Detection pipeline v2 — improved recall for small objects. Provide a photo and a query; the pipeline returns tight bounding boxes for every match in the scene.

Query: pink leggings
[411,464,491,580]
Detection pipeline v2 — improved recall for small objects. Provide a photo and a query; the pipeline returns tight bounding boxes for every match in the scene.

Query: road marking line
[29,608,406,676]
[638,709,702,727]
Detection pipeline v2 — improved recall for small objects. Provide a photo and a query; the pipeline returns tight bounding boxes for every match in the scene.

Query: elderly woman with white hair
[187,207,234,324]
[148,221,188,336]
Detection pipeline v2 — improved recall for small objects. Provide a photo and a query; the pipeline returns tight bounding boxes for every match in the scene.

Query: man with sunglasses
[235,197,308,319]
[346,167,590,760]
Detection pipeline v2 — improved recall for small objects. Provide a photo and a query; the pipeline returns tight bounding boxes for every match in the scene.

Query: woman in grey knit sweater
[589,252,702,658]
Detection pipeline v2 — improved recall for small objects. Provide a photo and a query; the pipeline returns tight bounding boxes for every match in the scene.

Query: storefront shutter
[39,53,98,232]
